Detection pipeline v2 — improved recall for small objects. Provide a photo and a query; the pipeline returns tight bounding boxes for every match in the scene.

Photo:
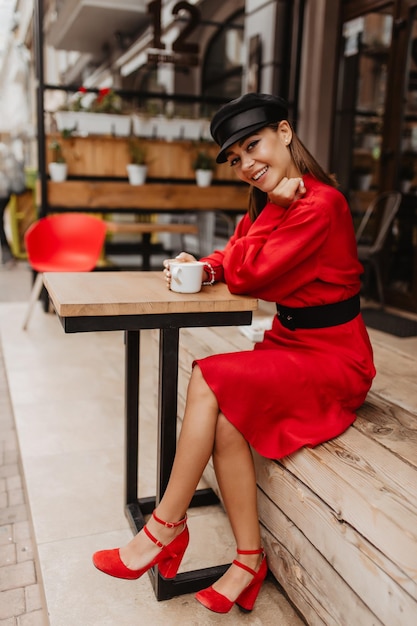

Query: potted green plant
[48,139,68,182]
[192,150,215,187]
[126,138,148,185]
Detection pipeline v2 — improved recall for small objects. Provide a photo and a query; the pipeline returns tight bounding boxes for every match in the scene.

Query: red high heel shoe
[92,511,189,580]
[195,548,267,613]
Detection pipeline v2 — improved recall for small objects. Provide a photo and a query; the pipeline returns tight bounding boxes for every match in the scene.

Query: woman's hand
[163,252,198,288]
[268,177,306,208]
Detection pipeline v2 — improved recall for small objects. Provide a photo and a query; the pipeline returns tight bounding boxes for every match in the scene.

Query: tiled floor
[0,261,304,626]
[0,262,47,626]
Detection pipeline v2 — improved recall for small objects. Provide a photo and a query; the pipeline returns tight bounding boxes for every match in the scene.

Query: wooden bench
[153,313,417,625]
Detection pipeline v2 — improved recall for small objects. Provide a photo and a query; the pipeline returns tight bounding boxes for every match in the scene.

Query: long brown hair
[248,122,338,221]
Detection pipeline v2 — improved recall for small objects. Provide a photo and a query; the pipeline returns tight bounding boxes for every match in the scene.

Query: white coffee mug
[169,261,204,293]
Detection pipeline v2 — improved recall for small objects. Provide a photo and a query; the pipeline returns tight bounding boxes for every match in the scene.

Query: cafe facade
[1,0,417,312]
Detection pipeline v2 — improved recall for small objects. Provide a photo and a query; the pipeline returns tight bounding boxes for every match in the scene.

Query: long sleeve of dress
[201,177,361,303]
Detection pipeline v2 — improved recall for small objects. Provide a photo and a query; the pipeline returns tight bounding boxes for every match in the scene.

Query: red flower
[97,87,111,102]
[78,86,88,93]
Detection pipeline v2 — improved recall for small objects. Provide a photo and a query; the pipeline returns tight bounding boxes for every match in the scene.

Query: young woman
[93,93,376,614]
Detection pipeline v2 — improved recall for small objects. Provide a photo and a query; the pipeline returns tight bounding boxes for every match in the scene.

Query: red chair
[22,213,107,330]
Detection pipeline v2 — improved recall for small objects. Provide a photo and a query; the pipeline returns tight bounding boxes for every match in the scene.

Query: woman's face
[225,122,300,193]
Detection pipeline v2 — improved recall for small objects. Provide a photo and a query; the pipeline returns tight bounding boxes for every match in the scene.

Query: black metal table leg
[156,327,180,500]
[124,331,145,531]
[124,325,230,600]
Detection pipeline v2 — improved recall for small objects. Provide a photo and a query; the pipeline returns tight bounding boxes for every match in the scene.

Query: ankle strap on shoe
[144,524,165,549]
[237,548,264,555]
[233,548,265,577]
[233,559,258,577]
[152,510,187,529]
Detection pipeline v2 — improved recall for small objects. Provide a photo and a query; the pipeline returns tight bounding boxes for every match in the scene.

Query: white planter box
[132,115,207,141]
[55,111,131,136]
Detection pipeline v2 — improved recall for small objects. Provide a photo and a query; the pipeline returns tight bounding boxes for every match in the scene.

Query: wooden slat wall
[46,135,236,182]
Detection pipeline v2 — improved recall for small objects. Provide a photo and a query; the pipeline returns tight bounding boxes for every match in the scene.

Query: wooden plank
[255,455,417,624]
[42,180,249,211]
[368,339,417,415]
[280,435,417,587]
[43,271,258,318]
[353,395,417,469]
[259,495,385,626]
[105,221,198,235]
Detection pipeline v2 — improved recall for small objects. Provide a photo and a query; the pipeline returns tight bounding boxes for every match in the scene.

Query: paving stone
[3,452,18,466]
[0,506,27,527]
[0,588,25,619]
[2,433,17,453]
[0,543,15,567]
[0,527,12,546]
[5,478,21,493]
[0,562,35,592]
[0,616,17,625]
[0,465,19,480]
[24,586,43,613]
[8,491,24,508]
[12,524,30,544]
[16,541,34,565]
[17,611,46,626]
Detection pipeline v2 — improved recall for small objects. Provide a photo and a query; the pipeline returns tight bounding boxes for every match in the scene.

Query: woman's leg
[207,414,263,600]
[120,365,220,569]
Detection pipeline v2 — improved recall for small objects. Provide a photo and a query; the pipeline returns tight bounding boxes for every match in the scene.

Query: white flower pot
[195,169,213,187]
[132,115,158,138]
[55,111,131,136]
[126,164,147,185]
[179,119,203,140]
[155,117,177,141]
[132,115,206,141]
[48,162,68,182]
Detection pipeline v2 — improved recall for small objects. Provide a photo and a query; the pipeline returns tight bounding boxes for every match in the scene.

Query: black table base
[60,308,253,601]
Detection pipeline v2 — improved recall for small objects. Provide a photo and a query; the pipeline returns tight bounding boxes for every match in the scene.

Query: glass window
[388,9,417,301]
[202,10,244,109]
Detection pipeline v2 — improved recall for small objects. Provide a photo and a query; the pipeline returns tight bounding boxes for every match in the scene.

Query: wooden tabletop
[43,271,258,318]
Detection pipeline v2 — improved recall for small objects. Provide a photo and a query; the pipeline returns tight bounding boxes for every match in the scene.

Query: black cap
[210,93,288,163]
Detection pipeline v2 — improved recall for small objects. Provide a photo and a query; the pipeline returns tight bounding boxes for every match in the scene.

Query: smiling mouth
[252,166,268,181]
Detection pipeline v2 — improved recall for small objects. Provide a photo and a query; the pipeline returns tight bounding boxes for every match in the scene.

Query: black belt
[276,294,360,331]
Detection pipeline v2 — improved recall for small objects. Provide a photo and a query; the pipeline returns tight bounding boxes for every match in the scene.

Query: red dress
[196,174,376,459]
